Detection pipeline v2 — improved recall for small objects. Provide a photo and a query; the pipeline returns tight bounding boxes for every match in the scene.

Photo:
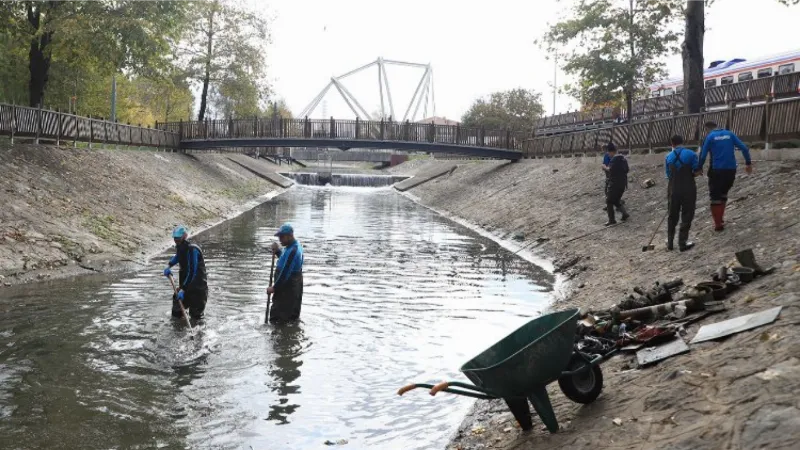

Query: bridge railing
[159,117,529,151]
[0,103,179,148]
[522,97,800,158]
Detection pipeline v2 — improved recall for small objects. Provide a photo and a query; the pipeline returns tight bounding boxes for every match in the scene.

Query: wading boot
[710,204,725,231]
[666,230,675,251]
[678,229,694,252]
[619,204,630,222]
[605,206,616,226]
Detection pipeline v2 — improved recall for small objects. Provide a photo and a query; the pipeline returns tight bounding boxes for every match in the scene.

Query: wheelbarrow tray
[459,308,580,398]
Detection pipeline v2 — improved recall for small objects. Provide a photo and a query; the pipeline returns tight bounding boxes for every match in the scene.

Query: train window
[721,76,734,85]
[757,68,773,78]
[738,72,753,82]
[664,88,675,96]
[779,63,795,75]
[705,79,717,88]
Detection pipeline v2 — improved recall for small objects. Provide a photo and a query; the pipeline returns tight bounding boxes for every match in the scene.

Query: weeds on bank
[82,214,120,241]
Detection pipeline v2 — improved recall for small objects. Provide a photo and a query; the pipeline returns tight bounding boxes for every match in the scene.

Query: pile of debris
[575,249,779,367]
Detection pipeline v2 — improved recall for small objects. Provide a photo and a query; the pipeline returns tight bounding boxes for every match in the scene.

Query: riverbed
[0,186,555,449]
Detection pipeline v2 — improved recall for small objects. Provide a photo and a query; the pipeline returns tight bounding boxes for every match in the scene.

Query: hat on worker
[274,223,294,236]
[605,142,617,152]
[172,225,188,239]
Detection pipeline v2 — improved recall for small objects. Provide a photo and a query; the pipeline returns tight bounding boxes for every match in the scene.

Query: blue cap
[274,223,294,236]
[172,225,188,239]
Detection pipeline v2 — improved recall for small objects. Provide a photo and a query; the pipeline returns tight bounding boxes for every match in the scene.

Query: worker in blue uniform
[267,224,304,322]
[665,135,700,251]
[602,142,625,212]
[699,121,753,231]
[163,226,208,320]
[604,144,630,226]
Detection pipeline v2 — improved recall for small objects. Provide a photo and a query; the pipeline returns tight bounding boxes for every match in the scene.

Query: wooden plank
[730,105,765,140]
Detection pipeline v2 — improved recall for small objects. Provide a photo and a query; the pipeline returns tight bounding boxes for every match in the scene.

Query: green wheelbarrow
[398,308,617,432]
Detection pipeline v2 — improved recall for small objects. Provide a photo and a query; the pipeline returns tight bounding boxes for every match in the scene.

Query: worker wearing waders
[266,224,304,323]
[665,135,700,252]
[699,121,753,231]
[163,226,208,320]
[604,145,630,226]
[602,143,625,212]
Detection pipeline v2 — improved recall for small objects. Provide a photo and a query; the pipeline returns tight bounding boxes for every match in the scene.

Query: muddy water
[0,187,555,450]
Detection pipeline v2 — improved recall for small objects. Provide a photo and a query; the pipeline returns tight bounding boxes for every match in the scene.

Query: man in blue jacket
[602,143,626,212]
[604,144,630,226]
[665,135,700,251]
[163,226,208,320]
[699,121,753,231]
[267,224,304,322]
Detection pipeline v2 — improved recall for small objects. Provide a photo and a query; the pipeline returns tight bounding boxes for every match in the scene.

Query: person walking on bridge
[665,135,700,252]
[163,226,208,320]
[699,121,753,231]
[604,144,630,226]
[267,224,304,323]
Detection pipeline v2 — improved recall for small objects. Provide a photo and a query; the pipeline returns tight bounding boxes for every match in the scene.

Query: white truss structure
[298,57,436,122]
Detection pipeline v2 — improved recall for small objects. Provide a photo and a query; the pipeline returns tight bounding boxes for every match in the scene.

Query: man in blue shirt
[603,144,630,226]
[602,143,625,212]
[163,226,208,320]
[267,223,304,322]
[665,135,700,251]
[699,121,753,231]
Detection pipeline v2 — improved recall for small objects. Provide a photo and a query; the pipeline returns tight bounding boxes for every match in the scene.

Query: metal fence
[0,103,179,148]
[158,117,529,151]
[523,97,800,158]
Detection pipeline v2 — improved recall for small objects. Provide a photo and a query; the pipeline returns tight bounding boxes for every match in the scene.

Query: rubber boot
[678,229,695,252]
[710,204,725,231]
[666,228,675,251]
[618,204,630,222]
[720,201,727,227]
[605,206,616,226]
[735,249,775,276]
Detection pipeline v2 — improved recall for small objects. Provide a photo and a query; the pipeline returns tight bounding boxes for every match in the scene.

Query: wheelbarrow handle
[397,384,419,396]
[429,382,450,396]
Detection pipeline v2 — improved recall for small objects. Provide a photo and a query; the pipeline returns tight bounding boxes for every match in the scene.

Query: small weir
[281,172,409,187]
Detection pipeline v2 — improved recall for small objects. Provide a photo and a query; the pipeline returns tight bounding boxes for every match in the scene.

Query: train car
[648,49,800,97]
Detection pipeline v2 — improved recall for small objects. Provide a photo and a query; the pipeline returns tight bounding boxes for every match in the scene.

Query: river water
[0,187,555,450]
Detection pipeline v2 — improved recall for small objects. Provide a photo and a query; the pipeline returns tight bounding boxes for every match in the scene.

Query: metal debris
[690,306,782,344]
[636,335,690,366]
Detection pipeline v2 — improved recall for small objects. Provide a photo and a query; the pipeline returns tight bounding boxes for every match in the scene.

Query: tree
[461,88,545,130]
[0,1,186,108]
[683,0,798,114]
[540,0,683,116]
[179,0,270,121]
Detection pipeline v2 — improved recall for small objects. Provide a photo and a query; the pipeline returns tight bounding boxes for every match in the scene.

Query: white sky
[264,0,800,120]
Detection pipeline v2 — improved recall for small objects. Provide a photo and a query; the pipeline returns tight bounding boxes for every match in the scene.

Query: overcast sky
[264,0,800,121]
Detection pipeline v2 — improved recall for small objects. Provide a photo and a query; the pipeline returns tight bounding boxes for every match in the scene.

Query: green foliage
[461,89,545,130]
[179,0,271,120]
[540,0,683,109]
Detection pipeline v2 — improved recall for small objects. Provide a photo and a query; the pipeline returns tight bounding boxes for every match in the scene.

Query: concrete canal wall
[0,141,287,286]
[389,156,800,449]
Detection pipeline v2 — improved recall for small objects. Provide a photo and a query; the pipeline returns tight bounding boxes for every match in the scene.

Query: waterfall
[281,172,409,187]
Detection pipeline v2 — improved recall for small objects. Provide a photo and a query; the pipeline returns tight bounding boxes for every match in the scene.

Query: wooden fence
[0,103,179,148]
[523,97,800,158]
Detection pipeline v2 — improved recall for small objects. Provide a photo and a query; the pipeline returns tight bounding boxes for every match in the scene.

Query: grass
[82,214,120,242]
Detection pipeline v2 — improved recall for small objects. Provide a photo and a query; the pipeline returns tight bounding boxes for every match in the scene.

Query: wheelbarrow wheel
[557,355,603,404]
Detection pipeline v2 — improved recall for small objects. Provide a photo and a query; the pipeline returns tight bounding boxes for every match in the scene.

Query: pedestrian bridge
[157,117,525,160]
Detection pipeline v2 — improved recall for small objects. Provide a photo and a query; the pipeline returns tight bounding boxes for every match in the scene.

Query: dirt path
[0,142,286,286]
[392,155,800,450]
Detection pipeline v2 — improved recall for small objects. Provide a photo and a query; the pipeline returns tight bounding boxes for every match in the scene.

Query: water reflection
[266,323,306,425]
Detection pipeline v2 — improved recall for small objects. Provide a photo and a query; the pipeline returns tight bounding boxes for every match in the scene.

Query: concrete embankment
[0,141,287,286]
[390,154,800,449]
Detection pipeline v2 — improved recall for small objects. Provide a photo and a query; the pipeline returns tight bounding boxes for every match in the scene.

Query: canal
[0,186,555,449]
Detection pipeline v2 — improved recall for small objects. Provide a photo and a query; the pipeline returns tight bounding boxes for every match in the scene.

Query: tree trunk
[683,0,705,114]
[625,90,633,122]
[27,4,53,107]
[197,9,215,121]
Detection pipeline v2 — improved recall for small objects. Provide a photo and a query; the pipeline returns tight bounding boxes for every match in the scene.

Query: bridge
[157,117,526,160]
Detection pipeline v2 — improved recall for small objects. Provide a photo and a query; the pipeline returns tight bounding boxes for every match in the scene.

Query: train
[648,48,800,98]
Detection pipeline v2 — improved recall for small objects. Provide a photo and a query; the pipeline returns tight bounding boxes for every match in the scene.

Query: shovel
[642,211,669,252]
[168,274,195,339]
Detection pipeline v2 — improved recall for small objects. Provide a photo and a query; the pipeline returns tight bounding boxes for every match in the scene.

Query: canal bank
[0,142,288,287]
[390,157,800,449]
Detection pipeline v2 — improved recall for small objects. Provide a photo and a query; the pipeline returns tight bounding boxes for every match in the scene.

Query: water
[0,187,555,450]
[281,172,409,187]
